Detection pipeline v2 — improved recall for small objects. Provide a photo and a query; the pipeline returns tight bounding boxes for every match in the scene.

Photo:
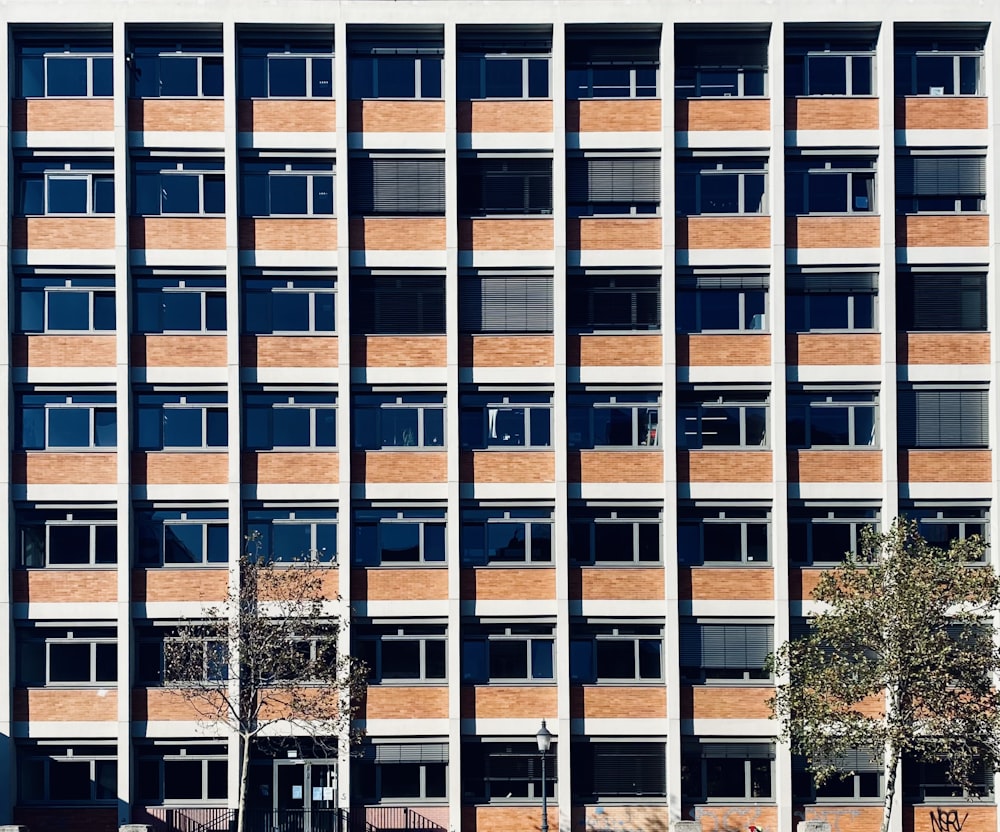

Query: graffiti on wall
[929,808,969,832]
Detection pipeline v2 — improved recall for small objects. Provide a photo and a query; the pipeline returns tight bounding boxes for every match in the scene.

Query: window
[682,742,775,801]
[17,275,115,334]
[676,159,767,215]
[356,624,447,683]
[568,274,660,332]
[18,626,117,686]
[458,158,553,216]
[572,742,666,800]
[793,751,883,802]
[567,157,660,216]
[675,35,767,98]
[895,34,984,96]
[462,625,554,683]
[785,36,876,96]
[461,508,553,565]
[458,41,550,99]
[243,273,336,334]
[680,621,774,682]
[898,388,988,449]
[789,506,879,565]
[246,508,337,563]
[134,160,225,215]
[678,508,770,566]
[18,508,116,568]
[136,626,228,684]
[244,391,336,450]
[903,755,992,802]
[353,393,445,450]
[568,391,660,449]
[904,506,988,559]
[460,392,553,449]
[130,40,224,98]
[897,271,986,332]
[135,509,228,566]
[463,742,556,802]
[16,40,113,97]
[459,273,554,334]
[354,509,446,566]
[354,744,448,802]
[786,157,876,214]
[137,743,228,803]
[352,275,446,335]
[569,507,661,565]
[677,273,767,333]
[786,271,877,332]
[241,160,334,216]
[570,624,662,682]
[17,159,114,216]
[18,392,116,450]
[787,391,878,448]
[348,36,442,99]
[239,38,334,98]
[678,391,768,449]
[134,275,225,333]
[566,35,659,99]
[896,154,985,213]
[18,744,116,804]
[349,156,445,215]
[135,391,227,450]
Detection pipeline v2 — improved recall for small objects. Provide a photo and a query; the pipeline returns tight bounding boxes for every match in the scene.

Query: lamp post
[536,720,553,832]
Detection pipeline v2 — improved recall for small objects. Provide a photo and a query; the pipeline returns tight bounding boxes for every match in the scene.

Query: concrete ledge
[119,826,153,832]
[674,823,702,832]
[798,823,832,832]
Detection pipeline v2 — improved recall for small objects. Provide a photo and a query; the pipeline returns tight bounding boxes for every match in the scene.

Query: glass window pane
[272,407,310,447]
[313,176,334,214]
[205,293,226,331]
[703,523,743,561]
[487,523,526,562]
[312,58,333,97]
[489,640,528,679]
[380,523,420,562]
[381,409,419,447]
[207,760,227,800]
[207,524,229,563]
[272,292,311,331]
[528,59,549,97]
[530,407,551,446]
[21,178,44,214]
[316,523,337,562]
[47,292,90,331]
[94,408,116,448]
[268,57,307,97]
[638,523,660,561]
[808,56,847,94]
[700,173,740,213]
[809,173,849,213]
[92,57,113,96]
[959,56,979,95]
[95,759,117,800]
[46,57,88,96]
[49,642,92,681]
[161,175,201,214]
[813,523,852,562]
[165,759,203,800]
[639,639,662,678]
[93,291,115,331]
[48,525,92,565]
[700,290,741,330]
[95,643,116,681]
[809,294,850,329]
[20,56,44,97]
[48,177,88,213]
[810,407,851,445]
[532,524,552,562]
[48,408,90,447]
[202,57,224,96]
[594,523,634,562]
[163,408,202,447]
[93,177,115,213]
[596,639,635,678]
[484,59,523,98]
[20,289,44,332]
[94,524,117,564]
[314,292,335,331]
[424,408,444,447]
[203,175,226,213]
[206,408,228,446]
[593,407,634,446]
[270,175,309,215]
[162,292,203,331]
[272,523,312,561]
[424,524,446,562]
[420,58,442,98]
[316,409,336,447]
[916,55,954,95]
[381,640,421,679]
[159,57,200,97]
[747,524,769,562]
[378,57,416,97]
[165,523,204,563]
[489,407,525,446]
[50,760,91,799]
[531,639,554,679]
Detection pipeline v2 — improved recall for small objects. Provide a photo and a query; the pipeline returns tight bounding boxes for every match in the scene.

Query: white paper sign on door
[323,786,335,800]
[292,785,303,800]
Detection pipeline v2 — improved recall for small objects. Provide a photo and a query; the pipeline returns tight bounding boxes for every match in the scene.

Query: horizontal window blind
[677,273,768,290]
[459,275,553,333]
[567,275,660,330]
[567,158,661,204]
[351,276,445,335]
[786,272,878,292]
[896,156,986,196]
[587,742,666,796]
[364,743,448,763]
[458,159,552,215]
[899,273,986,331]
[680,623,773,669]
[898,389,988,448]
[349,157,445,214]
[696,743,775,760]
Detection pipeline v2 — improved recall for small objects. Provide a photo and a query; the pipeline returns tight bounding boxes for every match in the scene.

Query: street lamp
[536,720,553,832]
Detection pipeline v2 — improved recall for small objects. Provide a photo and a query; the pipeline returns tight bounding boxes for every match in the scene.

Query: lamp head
[536,719,553,753]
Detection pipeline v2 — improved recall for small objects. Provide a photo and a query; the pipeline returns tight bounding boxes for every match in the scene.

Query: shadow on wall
[574,806,671,832]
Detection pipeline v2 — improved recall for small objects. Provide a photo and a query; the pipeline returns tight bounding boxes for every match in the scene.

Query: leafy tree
[163,543,367,832]
[769,519,1000,832]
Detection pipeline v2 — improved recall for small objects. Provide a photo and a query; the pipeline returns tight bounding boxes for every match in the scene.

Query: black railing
[143,808,236,832]
[356,807,444,831]
[242,808,351,832]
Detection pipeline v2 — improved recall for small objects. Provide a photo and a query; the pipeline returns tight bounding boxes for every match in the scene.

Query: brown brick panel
[131,334,226,367]
[256,687,341,721]
[463,806,560,832]
[128,98,225,132]
[681,685,772,719]
[896,214,990,248]
[905,806,996,832]
[681,567,774,601]
[351,567,448,602]
[570,685,666,719]
[361,685,448,719]
[569,450,663,483]
[789,450,882,483]
[895,96,988,131]
[567,99,662,132]
[461,685,557,719]
[243,451,339,485]
[679,451,773,483]
[679,334,771,367]
[239,218,337,250]
[460,451,555,483]
[677,216,770,250]
[131,452,228,485]
[14,452,116,485]
[12,334,116,367]
[569,334,662,367]
[458,334,553,367]
[130,217,226,250]
[458,217,554,250]
[241,335,338,368]
[691,805,778,832]
[14,688,117,722]
[568,217,662,250]
[785,97,879,131]
[790,567,825,601]
[350,335,446,367]
[237,99,336,133]
[570,567,665,601]
[14,808,117,832]
[573,807,669,832]
[352,451,447,483]
[349,217,446,250]
[460,567,556,601]
[899,449,991,483]
[788,333,881,366]
[787,216,880,249]
[676,98,770,132]
[899,332,990,366]
[348,99,446,133]
[256,569,339,603]
[13,569,116,604]
[13,98,114,132]
[134,687,226,721]
[12,217,115,249]
[457,100,553,132]
[802,805,883,832]
[132,568,228,603]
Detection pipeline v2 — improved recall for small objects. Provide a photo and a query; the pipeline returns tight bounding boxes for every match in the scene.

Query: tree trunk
[237,733,252,832]
[881,744,900,832]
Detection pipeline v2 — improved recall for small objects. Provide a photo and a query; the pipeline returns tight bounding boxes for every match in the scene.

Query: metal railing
[356,807,444,831]
[142,807,236,832]
[241,808,351,832]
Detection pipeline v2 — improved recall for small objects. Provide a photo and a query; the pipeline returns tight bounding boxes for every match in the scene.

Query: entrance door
[273,761,338,832]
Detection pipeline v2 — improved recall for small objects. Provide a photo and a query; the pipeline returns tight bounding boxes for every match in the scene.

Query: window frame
[566,38,660,100]
[137,626,229,685]
[243,391,337,451]
[134,275,226,334]
[676,285,768,334]
[678,508,771,566]
[896,271,986,332]
[679,620,775,683]
[353,509,447,567]
[18,626,118,687]
[461,741,556,803]
[240,160,335,217]
[462,625,555,684]
[676,159,768,216]
[786,289,876,333]
[682,742,776,802]
[129,45,224,98]
[894,38,984,97]
[674,37,768,99]
[17,508,117,568]
[18,743,117,804]
[16,44,113,98]
[348,47,443,100]
[571,740,667,801]
[568,274,661,333]
[353,393,446,450]
[793,752,884,803]
[568,507,662,566]
[245,508,338,564]
[353,744,449,803]
[239,42,335,99]
[133,160,226,216]
[457,157,553,217]
[903,756,993,803]
[136,743,229,805]
[18,392,117,451]
[898,387,989,449]
[904,505,989,562]
[787,391,879,449]
[17,275,115,334]
[460,393,553,450]
[461,508,554,566]
[788,506,879,566]
[243,274,336,335]
[352,275,447,335]
[786,158,877,215]
[17,159,115,217]
[356,624,448,684]
[567,391,661,449]
[135,508,229,567]
[458,52,551,100]
[135,391,228,451]
[677,391,769,450]
[570,624,664,683]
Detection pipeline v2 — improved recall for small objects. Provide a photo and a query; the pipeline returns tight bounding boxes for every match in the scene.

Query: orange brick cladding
[791,567,825,600]
[12,217,114,249]
[899,449,991,483]
[241,335,337,368]
[13,334,116,367]
[243,451,338,485]
[460,451,555,483]
[461,685,557,718]
[570,567,665,601]
[677,216,770,249]
[905,805,996,832]
[568,217,661,250]
[362,685,447,719]
[788,215,880,248]
[239,218,337,250]
[691,805,779,832]
[131,452,228,485]
[128,98,224,132]
[802,805,884,832]
[682,685,772,719]
[899,332,990,365]
[130,217,226,250]
[567,99,661,132]
[349,217,446,250]
[132,334,226,367]
[353,451,446,483]
[461,567,556,600]
[460,334,553,367]
[352,567,447,601]
[676,98,770,131]
[569,450,663,483]
[896,96,988,130]
[14,808,117,832]
[237,99,336,132]
[13,569,116,604]
[679,451,772,483]
[569,334,662,366]
[14,688,117,722]
[896,214,990,247]
[132,568,228,603]
[463,806,560,832]
[134,688,225,721]
[351,335,446,367]
[13,98,113,132]
[789,450,882,483]
[681,567,773,601]
[571,685,665,719]
[459,217,554,250]
[457,100,553,132]
[14,452,116,485]
[679,334,770,366]
[789,333,881,365]
[574,807,668,832]
[348,99,445,132]
[786,96,879,130]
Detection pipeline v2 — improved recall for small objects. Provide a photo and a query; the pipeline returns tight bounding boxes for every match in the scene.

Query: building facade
[1,1,999,831]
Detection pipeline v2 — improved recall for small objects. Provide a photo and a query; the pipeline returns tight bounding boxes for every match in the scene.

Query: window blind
[459,274,553,333]
[680,623,774,669]
[566,158,661,204]
[351,276,445,335]
[349,157,445,214]
[896,156,986,196]
[898,389,988,448]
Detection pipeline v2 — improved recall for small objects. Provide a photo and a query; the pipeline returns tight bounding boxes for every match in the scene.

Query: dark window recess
[351,276,445,335]
[566,37,659,99]
[675,36,768,98]
[349,157,445,215]
[897,272,986,332]
[903,755,992,802]
[894,35,984,97]
[786,271,878,333]
[572,742,666,799]
[568,275,660,332]
[353,744,448,802]
[129,40,224,98]
[348,37,443,99]
[682,742,775,801]
[461,742,556,802]
[238,38,335,99]
[567,157,660,216]
[896,155,985,213]
[898,389,988,449]
[676,272,768,333]
[459,275,554,333]
[458,158,552,215]
[680,622,774,681]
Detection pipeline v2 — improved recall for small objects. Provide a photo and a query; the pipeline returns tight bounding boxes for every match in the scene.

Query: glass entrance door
[272,761,338,832]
